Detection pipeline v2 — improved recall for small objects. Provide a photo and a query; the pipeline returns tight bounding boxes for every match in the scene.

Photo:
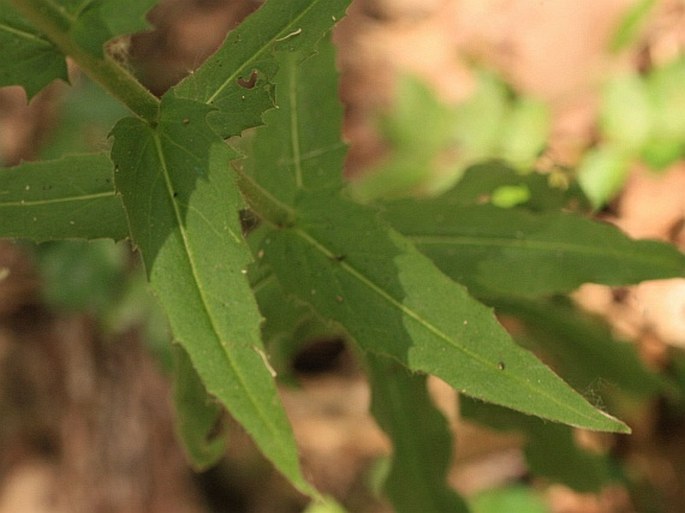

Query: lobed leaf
[172,0,350,137]
[367,354,468,513]
[0,153,128,241]
[238,41,346,205]
[110,95,312,494]
[0,1,67,97]
[68,0,158,56]
[1,0,157,98]
[387,203,685,298]
[262,192,629,433]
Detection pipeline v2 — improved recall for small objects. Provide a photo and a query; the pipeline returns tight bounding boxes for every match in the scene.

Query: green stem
[233,165,296,228]
[10,0,160,122]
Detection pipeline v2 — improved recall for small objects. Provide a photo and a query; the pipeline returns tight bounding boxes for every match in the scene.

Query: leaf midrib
[205,1,324,104]
[0,20,53,44]
[288,54,303,188]
[0,191,115,207]
[409,233,683,270]
[150,128,283,443]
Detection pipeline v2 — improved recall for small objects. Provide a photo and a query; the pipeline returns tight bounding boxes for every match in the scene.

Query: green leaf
[600,73,652,149]
[422,162,590,213]
[366,354,468,513]
[0,0,156,97]
[0,153,128,241]
[497,96,550,172]
[386,203,685,298]
[262,192,629,433]
[577,145,632,209]
[303,498,350,513]
[462,397,617,493]
[37,239,127,313]
[238,41,347,206]
[349,76,468,200]
[349,73,515,201]
[68,0,157,56]
[470,485,550,513]
[493,297,664,398]
[610,0,657,52]
[172,345,226,471]
[172,0,351,137]
[641,58,685,169]
[39,75,129,160]
[0,2,67,97]
[110,95,312,494]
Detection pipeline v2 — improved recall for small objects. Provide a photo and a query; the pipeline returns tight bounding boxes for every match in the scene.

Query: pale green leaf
[470,485,550,513]
[577,145,631,209]
[0,2,67,97]
[172,0,350,137]
[386,203,685,298]
[0,153,128,241]
[367,354,468,513]
[262,192,629,433]
[490,184,531,208]
[349,76,468,201]
[498,96,550,172]
[110,95,312,494]
[172,345,226,471]
[303,498,349,513]
[601,73,652,149]
[610,0,657,52]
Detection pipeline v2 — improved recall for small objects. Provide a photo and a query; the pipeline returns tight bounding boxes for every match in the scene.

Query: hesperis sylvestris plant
[1,1,684,511]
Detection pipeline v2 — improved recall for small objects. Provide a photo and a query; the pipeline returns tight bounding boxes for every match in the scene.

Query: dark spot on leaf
[237,70,258,89]
[329,254,346,262]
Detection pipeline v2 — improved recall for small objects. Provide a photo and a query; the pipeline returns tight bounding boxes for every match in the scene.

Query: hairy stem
[10,0,160,122]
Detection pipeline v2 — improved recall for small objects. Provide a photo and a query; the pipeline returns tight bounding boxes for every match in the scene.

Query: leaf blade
[263,193,629,433]
[171,0,350,137]
[110,95,311,493]
[69,0,157,56]
[367,354,468,513]
[0,2,67,97]
[238,41,347,206]
[0,153,128,241]
[387,203,685,298]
